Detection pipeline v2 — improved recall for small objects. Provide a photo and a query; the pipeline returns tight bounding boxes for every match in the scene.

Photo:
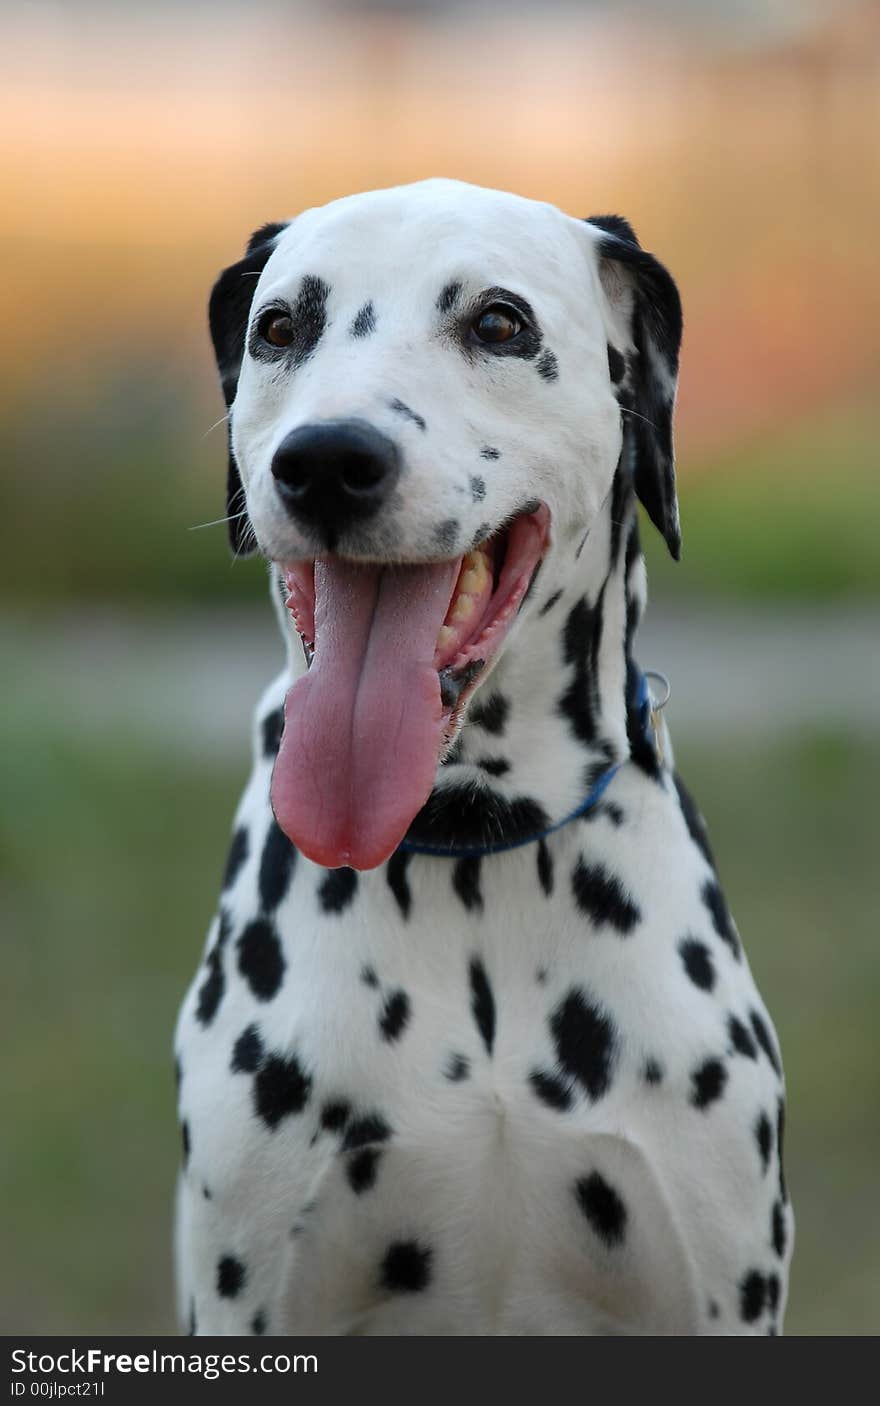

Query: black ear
[586,215,683,559]
[208,221,289,555]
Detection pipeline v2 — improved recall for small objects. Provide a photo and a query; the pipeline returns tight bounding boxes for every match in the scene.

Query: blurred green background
[2,0,878,1336]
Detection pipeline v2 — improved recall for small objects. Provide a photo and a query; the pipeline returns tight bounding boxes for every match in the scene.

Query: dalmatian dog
[175,179,792,1336]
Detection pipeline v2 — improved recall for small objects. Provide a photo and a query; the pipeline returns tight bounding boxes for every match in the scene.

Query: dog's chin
[269,503,550,871]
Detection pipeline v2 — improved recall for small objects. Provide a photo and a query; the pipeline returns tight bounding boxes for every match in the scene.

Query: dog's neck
[405,472,660,851]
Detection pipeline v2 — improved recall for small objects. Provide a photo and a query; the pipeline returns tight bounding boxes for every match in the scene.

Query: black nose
[271,419,401,547]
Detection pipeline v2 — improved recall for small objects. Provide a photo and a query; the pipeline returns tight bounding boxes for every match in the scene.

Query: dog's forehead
[260,179,594,303]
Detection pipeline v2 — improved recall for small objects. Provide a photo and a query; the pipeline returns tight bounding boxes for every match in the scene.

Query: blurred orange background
[3,0,878,449]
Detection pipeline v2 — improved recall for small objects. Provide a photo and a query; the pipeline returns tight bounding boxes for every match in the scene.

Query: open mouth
[271,503,550,871]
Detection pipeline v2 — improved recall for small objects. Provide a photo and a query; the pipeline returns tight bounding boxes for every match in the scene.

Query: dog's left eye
[471,305,522,345]
[258,311,295,348]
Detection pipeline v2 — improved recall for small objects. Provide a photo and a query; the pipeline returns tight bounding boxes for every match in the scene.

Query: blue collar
[398,666,658,860]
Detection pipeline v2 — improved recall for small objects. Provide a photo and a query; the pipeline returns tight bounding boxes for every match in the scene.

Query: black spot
[318,867,358,914]
[350,300,375,337]
[222,826,249,890]
[549,988,617,1102]
[755,1111,773,1172]
[557,594,604,745]
[625,654,661,781]
[237,918,285,1001]
[776,1099,788,1202]
[196,945,225,1026]
[258,819,296,913]
[254,1052,311,1129]
[261,706,284,759]
[750,1010,782,1077]
[690,1058,727,1110]
[289,274,330,367]
[536,348,559,381]
[701,879,741,959]
[380,1241,432,1293]
[250,273,329,370]
[342,1113,392,1151]
[469,957,496,1054]
[574,1171,627,1247]
[679,937,715,992]
[539,589,563,617]
[231,1023,264,1074]
[643,1058,664,1085]
[729,1013,758,1060]
[407,784,546,853]
[382,843,410,922]
[379,989,411,1043]
[607,344,626,383]
[469,474,487,503]
[188,1300,197,1336]
[772,1200,787,1258]
[217,1255,246,1299]
[480,445,500,460]
[623,519,641,656]
[217,907,233,947]
[472,522,490,548]
[767,1273,781,1313]
[174,1055,182,1092]
[529,1067,573,1111]
[347,1147,382,1193]
[202,1184,212,1200]
[469,691,509,735]
[572,858,640,934]
[360,964,379,988]
[708,1299,720,1321]
[444,1053,470,1082]
[389,398,426,432]
[537,838,554,896]
[321,1100,351,1133]
[251,1310,267,1335]
[181,1119,190,1168]
[454,856,483,913]
[433,518,460,552]
[437,281,461,314]
[739,1270,766,1323]
[673,773,716,869]
[477,756,511,779]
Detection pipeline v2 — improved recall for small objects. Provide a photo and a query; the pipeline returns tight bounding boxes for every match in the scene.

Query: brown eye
[260,312,294,348]
[472,305,522,345]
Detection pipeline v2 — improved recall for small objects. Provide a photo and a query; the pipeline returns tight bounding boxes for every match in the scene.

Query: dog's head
[208,179,682,869]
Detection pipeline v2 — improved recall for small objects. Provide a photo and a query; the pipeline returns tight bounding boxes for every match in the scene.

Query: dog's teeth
[436,625,456,652]
[450,594,476,623]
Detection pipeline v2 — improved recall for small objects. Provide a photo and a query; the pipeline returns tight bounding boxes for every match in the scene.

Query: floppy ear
[585,215,683,560]
[208,221,289,554]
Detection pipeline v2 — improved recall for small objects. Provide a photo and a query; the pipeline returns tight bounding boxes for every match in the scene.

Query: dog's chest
[176,760,787,1335]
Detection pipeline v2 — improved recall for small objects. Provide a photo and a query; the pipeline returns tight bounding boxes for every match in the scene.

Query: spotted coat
[175,181,792,1336]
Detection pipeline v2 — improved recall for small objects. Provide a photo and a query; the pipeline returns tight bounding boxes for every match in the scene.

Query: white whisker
[188,510,248,532]
[621,406,659,432]
[202,413,230,440]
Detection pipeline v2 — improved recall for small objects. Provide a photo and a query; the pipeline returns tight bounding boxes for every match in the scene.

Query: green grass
[2,712,878,1334]
[645,403,879,601]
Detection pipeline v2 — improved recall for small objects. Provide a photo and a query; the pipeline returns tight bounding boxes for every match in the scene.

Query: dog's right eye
[258,311,295,348]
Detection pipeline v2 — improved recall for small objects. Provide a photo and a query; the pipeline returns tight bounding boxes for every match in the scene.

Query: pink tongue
[271,557,461,870]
